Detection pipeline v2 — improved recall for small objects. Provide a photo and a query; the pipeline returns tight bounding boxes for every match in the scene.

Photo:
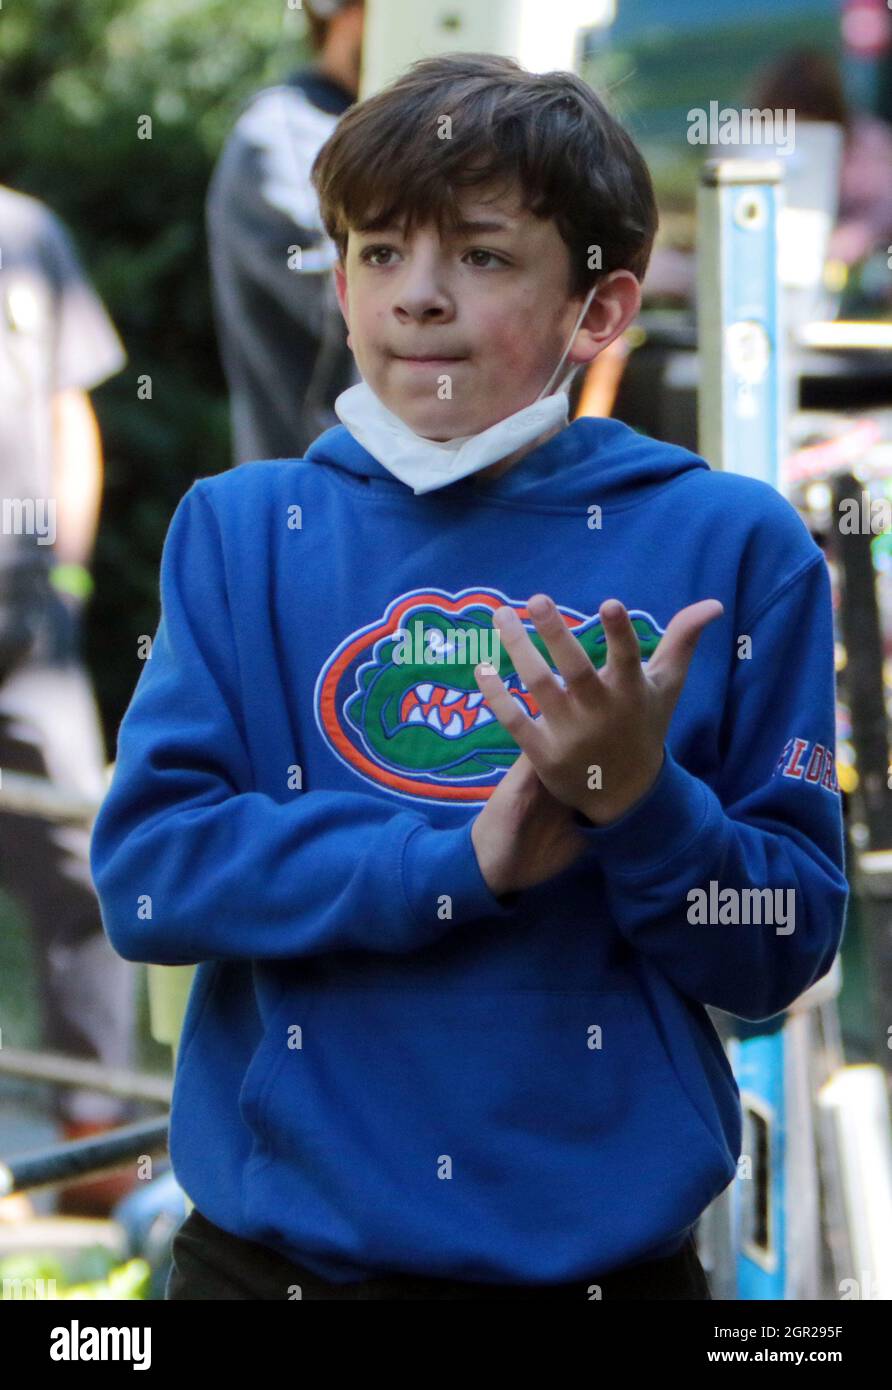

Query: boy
[90,53,849,1300]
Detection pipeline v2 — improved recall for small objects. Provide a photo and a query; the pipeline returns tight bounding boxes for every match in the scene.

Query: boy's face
[333,184,629,442]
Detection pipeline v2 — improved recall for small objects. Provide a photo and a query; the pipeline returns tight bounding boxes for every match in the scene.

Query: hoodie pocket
[236,984,737,1281]
[237,992,300,1150]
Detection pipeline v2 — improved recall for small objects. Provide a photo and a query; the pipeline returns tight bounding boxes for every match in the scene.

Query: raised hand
[475,593,724,826]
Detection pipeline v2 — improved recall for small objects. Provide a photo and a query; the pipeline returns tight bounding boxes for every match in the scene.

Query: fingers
[491,604,566,722]
[493,595,604,719]
[522,595,650,693]
[474,659,544,757]
[526,594,604,703]
[598,599,649,683]
[482,594,724,747]
[647,600,724,693]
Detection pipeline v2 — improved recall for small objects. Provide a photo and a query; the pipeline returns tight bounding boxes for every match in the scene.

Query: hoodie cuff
[574,745,713,878]
[401,817,520,939]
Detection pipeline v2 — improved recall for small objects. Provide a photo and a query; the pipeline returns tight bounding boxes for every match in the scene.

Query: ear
[568,271,641,367]
[334,260,353,349]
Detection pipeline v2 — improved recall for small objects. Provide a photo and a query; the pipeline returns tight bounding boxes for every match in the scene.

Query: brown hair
[310,51,658,296]
[749,49,850,133]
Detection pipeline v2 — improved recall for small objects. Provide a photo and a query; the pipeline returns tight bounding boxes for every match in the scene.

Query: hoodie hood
[304,414,710,510]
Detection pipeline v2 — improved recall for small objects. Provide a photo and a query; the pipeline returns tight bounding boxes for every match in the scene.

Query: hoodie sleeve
[577,551,849,1021]
[89,482,516,966]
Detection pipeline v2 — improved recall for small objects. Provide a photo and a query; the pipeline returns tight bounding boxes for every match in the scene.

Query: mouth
[393,355,467,365]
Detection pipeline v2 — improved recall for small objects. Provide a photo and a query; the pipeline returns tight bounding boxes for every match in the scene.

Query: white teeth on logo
[438,709,465,737]
[405,683,495,736]
[404,703,494,736]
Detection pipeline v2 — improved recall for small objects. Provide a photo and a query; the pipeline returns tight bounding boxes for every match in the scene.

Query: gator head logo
[315,588,664,803]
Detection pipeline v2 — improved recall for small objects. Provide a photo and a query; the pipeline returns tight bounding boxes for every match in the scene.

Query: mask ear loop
[534,282,600,402]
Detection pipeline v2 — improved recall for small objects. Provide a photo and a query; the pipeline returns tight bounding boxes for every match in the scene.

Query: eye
[464,249,508,268]
[426,630,456,658]
[359,245,398,266]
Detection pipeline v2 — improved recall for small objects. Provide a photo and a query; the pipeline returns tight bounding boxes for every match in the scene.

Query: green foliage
[0,1248,151,1299]
[0,0,312,740]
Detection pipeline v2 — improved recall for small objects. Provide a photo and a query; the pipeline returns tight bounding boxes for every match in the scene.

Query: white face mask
[334,283,599,495]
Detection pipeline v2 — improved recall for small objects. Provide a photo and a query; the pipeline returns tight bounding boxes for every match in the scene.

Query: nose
[392,246,455,324]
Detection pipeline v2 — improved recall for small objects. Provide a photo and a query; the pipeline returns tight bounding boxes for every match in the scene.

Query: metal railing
[0,766,176,1195]
[0,1120,170,1198]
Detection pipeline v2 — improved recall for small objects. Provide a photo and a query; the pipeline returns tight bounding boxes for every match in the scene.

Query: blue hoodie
[90,415,849,1285]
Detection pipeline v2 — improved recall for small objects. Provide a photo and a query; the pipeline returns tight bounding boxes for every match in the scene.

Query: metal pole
[696,155,854,1300]
[0,1119,170,1196]
[0,1048,171,1105]
[696,159,785,488]
[830,472,892,849]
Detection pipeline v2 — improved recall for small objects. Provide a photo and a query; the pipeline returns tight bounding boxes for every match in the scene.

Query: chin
[418,421,476,442]
[390,406,475,441]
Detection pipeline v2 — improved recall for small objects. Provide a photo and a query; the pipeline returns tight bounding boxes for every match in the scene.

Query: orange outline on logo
[318,591,584,801]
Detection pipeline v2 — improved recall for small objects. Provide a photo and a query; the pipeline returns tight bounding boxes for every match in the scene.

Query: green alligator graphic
[343,604,663,781]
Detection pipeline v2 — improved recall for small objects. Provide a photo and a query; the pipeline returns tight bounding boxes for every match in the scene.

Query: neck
[474,419,566,487]
[315,52,359,99]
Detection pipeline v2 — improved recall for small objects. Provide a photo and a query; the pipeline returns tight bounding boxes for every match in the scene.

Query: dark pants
[166,1207,713,1300]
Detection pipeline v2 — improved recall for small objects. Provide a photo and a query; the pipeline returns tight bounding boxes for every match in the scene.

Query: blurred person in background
[644,47,892,308]
[0,183,137,1216]
[751,48,892,277]
[206,0,365,464]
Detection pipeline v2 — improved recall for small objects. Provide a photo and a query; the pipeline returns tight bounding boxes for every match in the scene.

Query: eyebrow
[353,218,516,237]
[452,219,515,233]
